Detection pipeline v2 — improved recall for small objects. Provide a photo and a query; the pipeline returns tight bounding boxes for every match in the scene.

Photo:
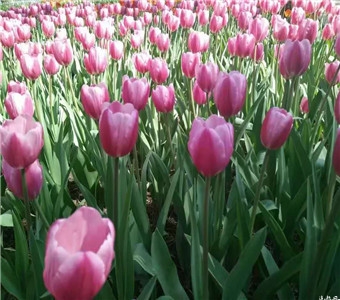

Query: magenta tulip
[43,206,115,300]
[84,47,108,75]
[44,54,60,75]
[156,33,170,52]
[121,76,150,111]
[192,80,207,105]
[333,129,340,176]
[180,9,195,28]
[213,71,247,119]
[325,61,340,85]
[80,83,110,120]
[300,96,309,114]
[188,115,234,177]
[335,35,340,58]
[20,54,42,80]
[99,101,139,157]
[181,52,201,79]
[149,58,169,84]
[2,159,43,200]
[133,52,151,74]
[279,39,311,79]
[52,39,73,66]
[109,40,124,61]
[0,115,44,169]
[5,91,34,119]
[188,31,210,53]
[260,107,293,150]
[322,24,335,40]
[335,91,340,124]
[248,17,269,42]
[151,84,175,113]
[149,26,161,44]
[195,62,219,93]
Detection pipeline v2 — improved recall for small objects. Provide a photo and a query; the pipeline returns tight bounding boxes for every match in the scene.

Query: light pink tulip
[44,54,60,75]
[181,52,201,79]
[325,61,340,85]
[84,47,108,75]
[133,52,151,74]
[121,75,150,111]
[42,20,55,38]
[52,39,73,66]
[109,40,124,60]
[20,54,42,80]
[192,80,207,105]
[5,91,34,119]
[151,84,175,113]
[149,58,169,84]
[196,62,219,93]
[188,31,210,53]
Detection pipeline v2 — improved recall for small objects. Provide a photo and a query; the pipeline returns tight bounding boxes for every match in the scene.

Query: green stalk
[113,157,119,230]
[133,145,141,189]
[188,78,196,120]
[32,199,50,230]
[250,150,271,234]
[166,113,176,168]
[21,169,32,232]
[202,176,212,300]
[49,75,55,125]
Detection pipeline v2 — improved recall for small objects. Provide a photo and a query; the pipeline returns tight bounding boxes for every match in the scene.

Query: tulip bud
[213,71,247,119]
[180,9,195,28]
[279,39,311,79]
[99,101,139,157]
[2,159,43,200]
[325,61,340,85]
[44,54,60,75]
[5,91,34,119]
[20,54,42,80]
[188,115,234,177]
[80,83,110,120]
[0,115,44,169]
[133,52,151,74]
[121,76,150,111]
[192,80,207,105]
[42,20,55,38]
[52,39,73,66]
[300,96,309,114]
[84,46,108,75]
[109,40,124,60]
[181,52,201,79]
[152,84,175,113]
[43,206,115,300]
[149,58,169,84]
[188,30,210,53]
[195,62,219,93]
[260,107,293,150]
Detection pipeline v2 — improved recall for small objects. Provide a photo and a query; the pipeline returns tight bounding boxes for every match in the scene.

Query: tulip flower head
[121,76,150,111]
[151,84,175,113]
[188,115,234,177]
[43,206,115,300]
[260,107,293,150]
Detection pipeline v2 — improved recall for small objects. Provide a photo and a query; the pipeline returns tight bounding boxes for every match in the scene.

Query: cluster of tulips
[2,0,340,298]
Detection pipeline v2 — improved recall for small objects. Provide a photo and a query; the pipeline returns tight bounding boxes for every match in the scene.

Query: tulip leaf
[222,227,267,299]
[137,276,157,300]
[151,229,189,300]
[1,257,25,300]
[133,243,156,276]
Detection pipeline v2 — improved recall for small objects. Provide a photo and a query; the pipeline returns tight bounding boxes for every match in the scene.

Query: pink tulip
[149,26,161,44]
[44,55,60,75]
[156,33,170,52]
[188,115,234,177]
[81,83,110,120]
[237,11,253,31]
[181,52,201,79]
[43,206,115,300]
[20,54,42,80]
[192,80,207,105]
[149,58,169,84]
[94,20,114,40]
[7,81,27,94]
[0,45,2,61]
[1,30,15,48]
[0,115,44,169]
[188,31,210,53]
[291,7,305,25]
[260,107,293,150]
[52,39,73,66]
[333,129,340,175]
[198,10,209,26]
[325,61,340,85]
[334,91,340,124]
[248,17,269,42]
[109,40,124,60]
[84,47,108,75]
[133,52,151,74]
[5,91,34,119]
[234,33,256,58]
[121,75,150,111]
[213,71,247,119]
[152,84,175,113]
[42,20,55,38]
[99,101,139,157]
[279,39,311,79]
[335,35,340,58]
[300,96,309,113]
[2,159,43,200]
[322,23,335,40]
[131,31,144,49]
[81,33,96,52]
[297,19,318,44]
[167,15,180,32]
[209,14,224,34]
[272,15,289,42]
[196,62,219,93]
[180,9,195,28]
[13,24,31,42]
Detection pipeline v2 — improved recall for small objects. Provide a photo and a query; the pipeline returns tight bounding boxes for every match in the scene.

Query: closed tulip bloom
[0,115,44,169]
[156,33,170,52]
[81,83,110,120]
[237,11,252,31]
[248,17,269,42]
[84,47,108,75]
[181,52,201,79]
[99,101,139,157]
[260,107,293,150]
[133,52,151,74]
[279,39,311,79]
[192,80,207,105]
[0,45,2,61]
[291,7,305,25]
[152,84,175,113]
[1,30,15,48]
[235,33,256,58]
[325,61,340,85]
[81,33,96,52]
[43,206,115,300]
[5,91,34,119]
[149,26,161,44]
[188,115,234,177]
[213,71,247,119]
[109,40,124,60]
[13,24,31,42]
[7,81,28,94]
[188,31,210,53]
[122,75,150,111]
[44,54,60,75]
[52,39,73,66]
[149,58,169,84]
[335,35,340,58]
[322,23,335,40]
[167,15,180,32]
[209,14,224,34]
[42,20,55,38]
[272,15,289,42]
[300,96,309,114]
[198,10,209,26]
[251,43,264,62]
[2,159,43,200]
[196,62,219,93]
[180,9,195,28]
[334,91,340,124]
[20,54,42,80]
[297,19,318,44]
[333,129,340,175]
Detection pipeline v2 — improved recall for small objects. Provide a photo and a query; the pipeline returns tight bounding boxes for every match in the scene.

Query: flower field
[1,0,340,299]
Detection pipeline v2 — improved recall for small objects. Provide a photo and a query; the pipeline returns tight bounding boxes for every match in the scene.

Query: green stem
[49,76,55,125]
[113,157,119,230]
[189,78,196,120]
[202,176,211,300]
[32,200,50,230]
[133,145,141,189]
[21,169,32,232]
[250,150,271,234]
[284,77,296,112]
[166,113,176,168]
